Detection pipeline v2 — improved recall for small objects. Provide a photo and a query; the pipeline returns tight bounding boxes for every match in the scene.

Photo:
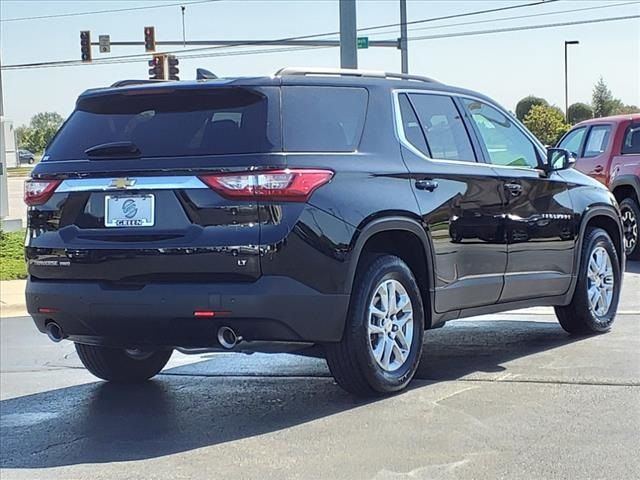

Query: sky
[1,0,639,126]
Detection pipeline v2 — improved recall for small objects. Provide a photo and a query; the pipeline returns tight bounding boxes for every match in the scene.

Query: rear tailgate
[26,84,282,284]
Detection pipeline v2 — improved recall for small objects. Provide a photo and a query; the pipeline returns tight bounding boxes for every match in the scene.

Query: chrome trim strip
[392,89,548,170]
[57,176,208,192]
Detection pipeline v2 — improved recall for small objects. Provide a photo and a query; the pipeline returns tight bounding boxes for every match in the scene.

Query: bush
[516,95,548,121]
[524,104,570,146]
[0,230,27,280]
[567,103,593,124]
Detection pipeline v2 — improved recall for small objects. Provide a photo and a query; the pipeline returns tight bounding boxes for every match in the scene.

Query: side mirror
[545,148,576,172]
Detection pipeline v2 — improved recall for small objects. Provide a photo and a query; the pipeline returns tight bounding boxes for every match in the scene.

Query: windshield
[44,87,281,160]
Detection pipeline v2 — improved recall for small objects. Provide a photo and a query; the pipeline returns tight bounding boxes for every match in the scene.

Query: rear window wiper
[85,141,141,158]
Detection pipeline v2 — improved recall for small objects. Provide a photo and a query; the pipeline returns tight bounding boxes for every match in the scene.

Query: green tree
[16,112,64,153]
[523,104,570,146]
[515,95,549,121]
[567,102,594,124]
[592,77,618,117]
[616,104,640,114]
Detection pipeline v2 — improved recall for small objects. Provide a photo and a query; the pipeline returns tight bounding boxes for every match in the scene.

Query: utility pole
[0,54,9,221]
[564,40,579,121]
[400,0,408,73]
[339,0,357,69]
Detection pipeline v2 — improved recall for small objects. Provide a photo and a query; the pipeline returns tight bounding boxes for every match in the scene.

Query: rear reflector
[24,179,61,206]
[38,307,59,314]
[193,311,216,318]
[199,169,333,202]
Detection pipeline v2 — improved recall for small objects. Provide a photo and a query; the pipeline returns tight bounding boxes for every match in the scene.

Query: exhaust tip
[45,322,64,343]
[217,326,239,349]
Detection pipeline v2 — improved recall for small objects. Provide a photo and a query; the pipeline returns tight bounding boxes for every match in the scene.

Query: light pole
[564,40,579,122]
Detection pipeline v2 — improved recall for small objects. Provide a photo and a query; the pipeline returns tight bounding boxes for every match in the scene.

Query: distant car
[557,114,640,259]
[18,149,36,164]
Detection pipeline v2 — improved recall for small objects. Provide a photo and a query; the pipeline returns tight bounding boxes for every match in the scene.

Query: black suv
[25,68,624,396]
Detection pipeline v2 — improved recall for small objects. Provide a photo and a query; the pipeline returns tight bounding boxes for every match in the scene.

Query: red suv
[558,114,640,259]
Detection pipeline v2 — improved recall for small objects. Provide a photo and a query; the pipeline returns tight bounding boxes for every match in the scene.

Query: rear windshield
[44,85,369,160]
[45,87,281,160]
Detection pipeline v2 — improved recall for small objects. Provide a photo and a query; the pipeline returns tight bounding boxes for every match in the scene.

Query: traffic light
[80,30,92,62]
[148,54,166,80]
[167,55,179,81]
[144,26,156,52]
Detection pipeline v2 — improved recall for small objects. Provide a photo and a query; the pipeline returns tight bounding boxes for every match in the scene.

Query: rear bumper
[26,276,349,347]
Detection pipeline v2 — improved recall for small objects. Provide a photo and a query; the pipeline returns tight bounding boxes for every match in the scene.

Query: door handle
[593,165,604,173]
[504,182,523,196]
[415,179,438,192]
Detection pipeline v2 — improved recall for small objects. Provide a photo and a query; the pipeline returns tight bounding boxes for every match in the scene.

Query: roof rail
[110,79,166,88]
[274,67,438,83]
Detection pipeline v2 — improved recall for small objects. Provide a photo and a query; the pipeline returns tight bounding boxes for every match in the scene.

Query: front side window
[463,98,539,168]
[583,125,612,158]
[622,124,640,154]
[558,127,587,156]
[409,93,476,162]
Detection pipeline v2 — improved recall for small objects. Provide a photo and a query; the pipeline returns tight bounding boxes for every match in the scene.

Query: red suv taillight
[24,179,61,206]
[199,169,333,202]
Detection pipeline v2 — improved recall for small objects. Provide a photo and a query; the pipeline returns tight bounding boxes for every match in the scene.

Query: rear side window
[408,93,476,162]
[45,87,281,160]
[398,93,429,155]
[282,86,368,152]
[558,126,587,156]
[622,124,640,154]
[583,125,612,158]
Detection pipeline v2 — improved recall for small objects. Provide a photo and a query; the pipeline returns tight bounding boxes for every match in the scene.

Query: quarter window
[282,86,368,152]
[583,125,612,158]
[463,98,539,168]
[408,94,476,162]
[622,124,640,154]
[558,127,587,156]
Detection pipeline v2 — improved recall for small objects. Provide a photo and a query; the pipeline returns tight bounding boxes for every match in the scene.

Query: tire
[325,254,425,397]
[75,343,172,383]
[555,227,621,334]
[620,197,640,260]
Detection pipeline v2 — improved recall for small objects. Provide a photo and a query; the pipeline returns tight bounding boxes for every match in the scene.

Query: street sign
[99,35,111,53]
[357,37,369,49]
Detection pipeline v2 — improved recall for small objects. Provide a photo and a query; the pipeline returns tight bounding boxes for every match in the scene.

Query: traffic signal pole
[400,0,408,73]
[339,0,358,69]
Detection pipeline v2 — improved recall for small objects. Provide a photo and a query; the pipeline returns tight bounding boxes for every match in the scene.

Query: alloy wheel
[586,246,615,317]
[621,206,638,255]
[368,279,414,372]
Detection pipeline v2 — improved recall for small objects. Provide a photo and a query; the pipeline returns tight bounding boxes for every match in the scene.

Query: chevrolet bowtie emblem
[109,178,136,189]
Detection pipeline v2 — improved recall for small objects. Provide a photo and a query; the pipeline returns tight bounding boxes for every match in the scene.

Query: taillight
[199,169,333,201]
[24,179,61,206]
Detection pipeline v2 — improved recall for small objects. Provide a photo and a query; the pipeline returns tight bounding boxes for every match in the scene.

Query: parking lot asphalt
[1,263,639,480]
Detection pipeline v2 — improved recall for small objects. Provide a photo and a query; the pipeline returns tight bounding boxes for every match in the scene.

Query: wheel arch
[610,175,640,204]
[346,216,436,328]
[578,206,625,272]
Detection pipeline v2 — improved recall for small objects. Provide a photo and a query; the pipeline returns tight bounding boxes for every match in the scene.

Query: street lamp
[565,40,580,122]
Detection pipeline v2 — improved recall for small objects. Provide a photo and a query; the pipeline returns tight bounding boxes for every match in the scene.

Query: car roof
[78,68,498,108]
[574,113,640,127]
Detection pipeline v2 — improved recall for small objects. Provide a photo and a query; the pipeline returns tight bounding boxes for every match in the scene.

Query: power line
[408,14,640,41]
[368,1,640,38]
[0,0,223,23]
[1,0,559,70]
[4,14,637,71]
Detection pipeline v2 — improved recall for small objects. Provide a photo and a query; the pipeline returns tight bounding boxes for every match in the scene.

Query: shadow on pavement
[1,319,584,469]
